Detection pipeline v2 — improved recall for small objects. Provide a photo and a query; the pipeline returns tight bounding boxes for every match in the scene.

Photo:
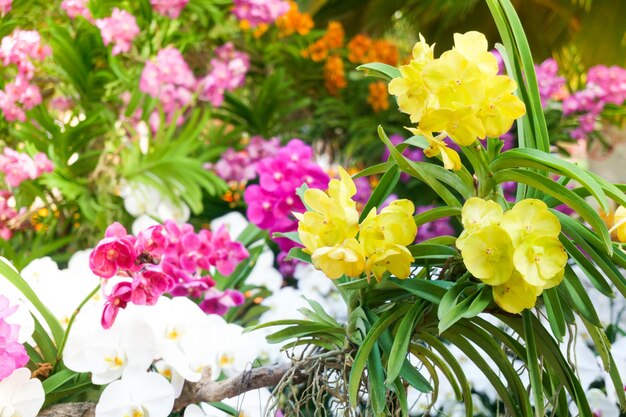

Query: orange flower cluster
[276,1,314,37]
[367,81,390,112]
[347,34,398,66]
[324,55,347,95]
[302,21,345,62]
[239,20,270,38]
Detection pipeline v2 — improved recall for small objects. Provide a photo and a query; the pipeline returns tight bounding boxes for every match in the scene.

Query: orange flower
[324,55,347,95]
[368,40,399,66]
[325,21,345,49]
[347,34,373,64]
[276,1,314,37]
[302,39,328,61]
[302,21,344,61]
[367,81,390,112]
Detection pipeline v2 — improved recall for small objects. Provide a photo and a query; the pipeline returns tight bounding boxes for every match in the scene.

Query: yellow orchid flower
[513,235,567,287]
[419,107,486,147]
[297,167,360,253]
[296,210,358,253]
[327,167,358,210]
[452,31,499,76]
[405,128,462,171]
[500,198,561,246]
[359,199,417,256]
[610,206,626,242]
[364,244,414,282]
[478,75,526,138]
[311,238,366,279]
[456,197,503,250]
[492,271,539,314]
[461,225,515,286]
[388,34,435,123]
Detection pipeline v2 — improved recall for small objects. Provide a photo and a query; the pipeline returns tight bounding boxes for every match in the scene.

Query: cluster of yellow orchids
[458,198,567,313]
[388,31,526,170]
[296,168,417,282]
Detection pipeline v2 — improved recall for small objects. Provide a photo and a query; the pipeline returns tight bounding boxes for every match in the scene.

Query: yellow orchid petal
[461,225,514,286]
[500,198,560,246]
[493,271,538,314]
[513,235,567,287]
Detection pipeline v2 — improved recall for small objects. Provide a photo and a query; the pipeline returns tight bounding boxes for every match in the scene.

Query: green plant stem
[463,142,496,199]
[54,283,101,369]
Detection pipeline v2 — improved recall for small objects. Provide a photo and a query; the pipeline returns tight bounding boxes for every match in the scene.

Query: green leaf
[522,311,544,417]
[356,62,401,81]
[419,333,473,417]
[42,369,81,394]
[497,313,592,415]
[0,260,64,347]
[413,206,461,226]
[444,329,525,417]
[349,306,410,407]
[354,162,395,178]
[378,126,462,208]
[542,288,566,342]
[407,244,457,259]
[236,223,267,247]
[490,149,608,212]
[359,165,400,223]
[206,402,239,416]
[363,308,432,394]
[271,231,301,245]
[391,277,452,305]
[560,264,602,327]
[368,341,387,416]
[285,247,311,264]
[559,233,614,297]
[386,302,426,384]
[438,283,492,333]
[32,317,58,364]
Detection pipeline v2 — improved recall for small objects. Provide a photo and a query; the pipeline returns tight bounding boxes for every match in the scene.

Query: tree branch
[38,363,304,417]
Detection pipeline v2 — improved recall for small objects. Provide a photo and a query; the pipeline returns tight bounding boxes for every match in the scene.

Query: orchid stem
[54,283,101,370]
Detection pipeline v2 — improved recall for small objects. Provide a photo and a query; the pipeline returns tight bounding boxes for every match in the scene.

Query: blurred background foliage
[308,0,626,72]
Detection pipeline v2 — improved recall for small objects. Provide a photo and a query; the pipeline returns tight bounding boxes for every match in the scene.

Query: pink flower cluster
[231,0,290,27]
[0,30,50,122]
[151,0,189,18]
[199,43,250,107]
[163,221,247,315]
[0,191,20,240]
[244,139,329,254]
[0,295,28,381]
[90,221,248,328]
[61,0,92,21]
[208,136,280,184]
[140,47,196,123]
[535,58,566,107]
[95,8,140,55]
[0,148,54,188]
[563,65,626,140]
[0,0,11,16]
